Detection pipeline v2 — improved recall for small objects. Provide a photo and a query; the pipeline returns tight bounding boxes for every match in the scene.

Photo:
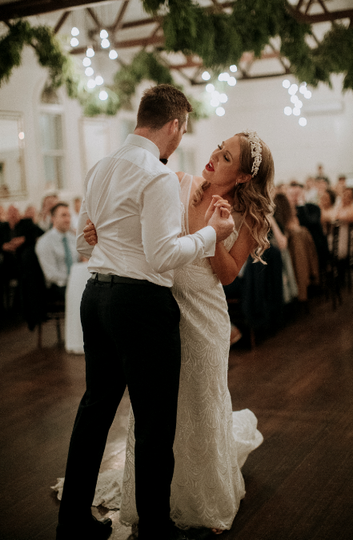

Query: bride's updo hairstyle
[234,132,275,263]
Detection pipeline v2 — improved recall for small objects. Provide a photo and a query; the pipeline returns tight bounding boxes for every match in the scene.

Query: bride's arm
[208,222,255,285]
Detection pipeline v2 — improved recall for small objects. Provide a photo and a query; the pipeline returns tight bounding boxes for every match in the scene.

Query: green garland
[1,1,353,119]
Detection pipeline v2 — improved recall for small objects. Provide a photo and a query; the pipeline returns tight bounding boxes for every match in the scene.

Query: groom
[56,84,234,540]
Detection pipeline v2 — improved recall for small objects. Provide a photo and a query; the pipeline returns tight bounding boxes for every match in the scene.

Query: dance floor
[0,290,353,540]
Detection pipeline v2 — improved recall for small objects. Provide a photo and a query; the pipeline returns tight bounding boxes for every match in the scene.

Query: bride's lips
[205,161,214,172]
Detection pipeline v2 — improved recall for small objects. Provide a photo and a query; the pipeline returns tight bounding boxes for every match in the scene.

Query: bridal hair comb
[243,130,262,178]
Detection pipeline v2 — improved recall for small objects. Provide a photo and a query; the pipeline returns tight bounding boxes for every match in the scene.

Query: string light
[86,48,95,57]
[100,29,108,39]
[95,75,104,86]
[282,78,311,126]
[82,57,91,67]
[70,37,79,47]
[216,107,225,116]
[109,50,118,60]
[101,38,110,49]
[202,71,211,81]
[71,27,79,37]
[99,90,108,101]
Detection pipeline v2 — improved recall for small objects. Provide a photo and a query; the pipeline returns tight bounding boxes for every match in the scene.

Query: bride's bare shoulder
[175,172,203,186]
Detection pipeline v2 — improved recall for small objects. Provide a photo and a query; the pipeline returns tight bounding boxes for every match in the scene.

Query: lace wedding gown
[53,173,263,531]
[119,174,263,531]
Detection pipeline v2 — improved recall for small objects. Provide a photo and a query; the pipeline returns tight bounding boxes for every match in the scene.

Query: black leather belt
[90,272,151,285]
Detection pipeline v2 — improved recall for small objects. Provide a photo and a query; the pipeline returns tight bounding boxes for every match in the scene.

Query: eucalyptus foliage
[1,1,352,119]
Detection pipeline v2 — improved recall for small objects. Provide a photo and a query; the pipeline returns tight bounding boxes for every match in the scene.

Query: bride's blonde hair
[234,132,275,263]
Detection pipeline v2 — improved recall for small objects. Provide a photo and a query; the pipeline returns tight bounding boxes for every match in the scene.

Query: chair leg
[37,323,42,349]
[55,316,63,346]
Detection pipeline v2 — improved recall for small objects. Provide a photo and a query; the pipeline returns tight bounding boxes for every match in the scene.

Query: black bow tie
[160,158,168,165]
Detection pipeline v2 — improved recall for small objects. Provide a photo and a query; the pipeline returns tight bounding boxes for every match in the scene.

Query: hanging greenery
[0,1,353,120]
[143,0,353,91]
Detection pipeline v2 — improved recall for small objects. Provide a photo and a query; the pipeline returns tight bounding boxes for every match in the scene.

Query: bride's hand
[205,195,231,224]
[83,219,98,245]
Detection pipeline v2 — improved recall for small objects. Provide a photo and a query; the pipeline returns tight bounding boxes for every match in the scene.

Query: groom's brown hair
[136,84,192,131]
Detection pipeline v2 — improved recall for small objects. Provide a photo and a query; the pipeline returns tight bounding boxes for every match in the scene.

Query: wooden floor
[0,291,353,540]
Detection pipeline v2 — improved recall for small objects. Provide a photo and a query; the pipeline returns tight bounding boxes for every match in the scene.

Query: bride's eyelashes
[217,144,230,162]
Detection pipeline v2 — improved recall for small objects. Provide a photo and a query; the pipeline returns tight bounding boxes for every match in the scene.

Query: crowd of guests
[1,167,353,340]
[0,194,82,329]
[225,167,353,342]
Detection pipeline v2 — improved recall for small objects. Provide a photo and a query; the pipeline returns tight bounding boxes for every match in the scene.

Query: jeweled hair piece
[243,130,262,178]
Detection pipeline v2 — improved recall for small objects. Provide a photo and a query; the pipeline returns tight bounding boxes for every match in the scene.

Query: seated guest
[0,205,43,323]
[287,180,329,272]
[274,193,319,303]
[35,202,79,302]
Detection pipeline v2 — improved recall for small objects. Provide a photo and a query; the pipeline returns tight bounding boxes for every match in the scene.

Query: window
[39,87,65,190]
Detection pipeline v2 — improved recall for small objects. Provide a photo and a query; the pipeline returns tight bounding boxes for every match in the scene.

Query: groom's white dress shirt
[76,134,216,287]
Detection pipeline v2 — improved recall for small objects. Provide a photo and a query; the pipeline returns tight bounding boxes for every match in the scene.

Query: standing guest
[56,84,234,540]
[304,175,318,204]
[335,188,353,281]
[287,180,329,272]
[35,202,79,302]
[38,193,59,232]
[333,175,346,207]
[315,163,330,186]
[319,189,337,234]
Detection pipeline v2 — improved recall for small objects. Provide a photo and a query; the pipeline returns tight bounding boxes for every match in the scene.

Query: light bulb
[216,107,225,117]
[230,65,237,72]
[87,79,96,89]
[202,71,211,81]
[109,50,118,60]
[227,77,236,86]
[99,90,108,101]
[101,39,110,49]
[95,75,104,86]
[85,67,94,77]
[282,79,290,89]
[86,48,95,57]
[206,84,215,93]
[100,29,108,39]
[299,117,307,126]
[284,106,292,116]
[83,57,91,67]
[70,37,79,47]
[71,27,79,37]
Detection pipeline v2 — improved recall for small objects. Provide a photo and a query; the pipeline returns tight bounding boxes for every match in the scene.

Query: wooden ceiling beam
[0,0,111,20]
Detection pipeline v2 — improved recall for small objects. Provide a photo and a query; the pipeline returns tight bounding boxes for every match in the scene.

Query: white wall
[0,46,353,215]
[190,75,353,186]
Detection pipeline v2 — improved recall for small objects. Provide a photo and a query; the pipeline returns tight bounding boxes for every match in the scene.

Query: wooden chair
[37,298,65,349]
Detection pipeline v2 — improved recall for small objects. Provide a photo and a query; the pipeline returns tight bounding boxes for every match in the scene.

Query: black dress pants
[58,277,181,535]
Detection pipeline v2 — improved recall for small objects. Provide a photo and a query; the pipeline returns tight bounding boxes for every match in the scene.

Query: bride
[83,131,274,535]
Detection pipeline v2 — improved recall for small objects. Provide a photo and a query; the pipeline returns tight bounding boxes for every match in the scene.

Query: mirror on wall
[0,111,27,200]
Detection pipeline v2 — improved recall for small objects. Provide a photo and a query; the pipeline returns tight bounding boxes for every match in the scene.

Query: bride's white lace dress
[119,174,263,531]
[53,173,263,531]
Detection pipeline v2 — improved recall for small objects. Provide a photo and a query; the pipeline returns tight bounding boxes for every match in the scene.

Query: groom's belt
[90,272,152,286]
